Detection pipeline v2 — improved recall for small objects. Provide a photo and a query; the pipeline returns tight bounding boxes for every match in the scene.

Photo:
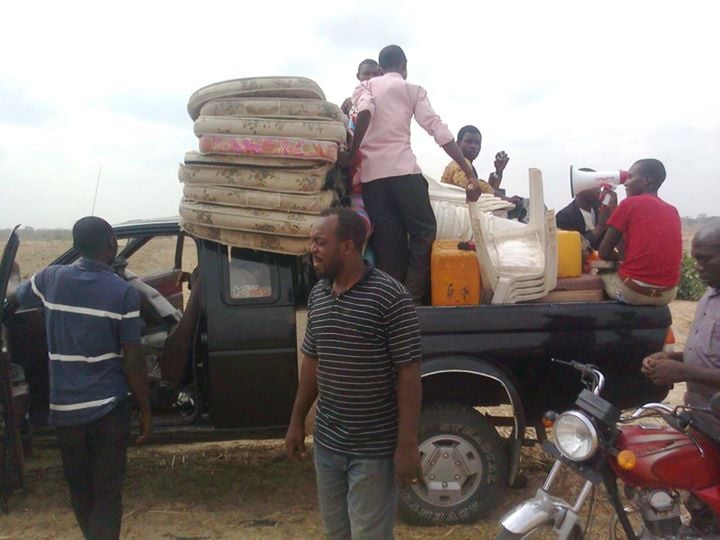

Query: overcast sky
[1,0,718,228]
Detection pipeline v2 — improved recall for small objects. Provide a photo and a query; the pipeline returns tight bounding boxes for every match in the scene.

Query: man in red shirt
[598,158,681,305]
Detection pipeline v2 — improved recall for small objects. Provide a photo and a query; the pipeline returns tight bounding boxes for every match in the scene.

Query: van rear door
[200,242,299,429]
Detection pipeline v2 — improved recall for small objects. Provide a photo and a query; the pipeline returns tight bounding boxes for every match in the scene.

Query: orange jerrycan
[431,240,481,306]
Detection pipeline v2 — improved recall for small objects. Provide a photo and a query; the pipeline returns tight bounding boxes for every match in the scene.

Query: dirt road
[1,302,698,539]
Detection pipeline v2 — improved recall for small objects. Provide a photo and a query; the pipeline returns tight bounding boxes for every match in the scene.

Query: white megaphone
[570,166,629,197]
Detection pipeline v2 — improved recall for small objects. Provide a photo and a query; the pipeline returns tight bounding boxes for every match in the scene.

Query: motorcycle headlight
[553,410,599,461]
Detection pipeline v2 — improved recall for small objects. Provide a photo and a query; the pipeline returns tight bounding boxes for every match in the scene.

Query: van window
[228,257,273,299]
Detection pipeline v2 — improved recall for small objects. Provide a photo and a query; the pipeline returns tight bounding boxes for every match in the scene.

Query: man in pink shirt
[345,45,482,303]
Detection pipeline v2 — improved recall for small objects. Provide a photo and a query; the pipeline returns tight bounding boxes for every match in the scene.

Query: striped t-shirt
[15,258,142,426]
[302,266,421,457]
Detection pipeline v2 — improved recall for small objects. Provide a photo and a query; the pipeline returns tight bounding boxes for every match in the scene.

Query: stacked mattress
[179,77,344,254]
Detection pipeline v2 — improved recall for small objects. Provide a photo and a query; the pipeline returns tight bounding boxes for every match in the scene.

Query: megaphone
[570,166,629,197]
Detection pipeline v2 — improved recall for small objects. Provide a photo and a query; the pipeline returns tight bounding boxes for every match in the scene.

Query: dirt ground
[0,301,698,539]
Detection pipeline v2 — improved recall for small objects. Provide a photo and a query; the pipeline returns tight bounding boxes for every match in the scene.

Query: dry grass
[0,438,642,539]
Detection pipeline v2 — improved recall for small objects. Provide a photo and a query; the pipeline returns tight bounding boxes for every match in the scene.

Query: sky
[1,0,718,228]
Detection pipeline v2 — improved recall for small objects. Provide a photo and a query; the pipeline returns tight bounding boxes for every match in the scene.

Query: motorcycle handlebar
[682,411,720,446]
[551,358,605,395]
[626,404,720,445]
[627,403,675,420]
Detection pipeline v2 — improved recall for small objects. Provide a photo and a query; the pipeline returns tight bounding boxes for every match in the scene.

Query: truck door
[200,242,299,429]
[0,227,26,506]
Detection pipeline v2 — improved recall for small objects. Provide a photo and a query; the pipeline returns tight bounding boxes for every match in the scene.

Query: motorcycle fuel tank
[611,425,720,491]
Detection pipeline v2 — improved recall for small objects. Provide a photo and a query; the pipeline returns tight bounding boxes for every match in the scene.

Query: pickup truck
[0,217,672,524]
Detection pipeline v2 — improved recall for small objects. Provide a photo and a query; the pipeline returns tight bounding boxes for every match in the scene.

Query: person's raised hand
[494,151,510,175]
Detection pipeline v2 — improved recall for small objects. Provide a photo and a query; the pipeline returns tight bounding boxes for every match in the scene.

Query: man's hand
[285,423,308,463]
[507,195,523,204]
[466,181,483,202]
[136,408,153,444]
[123,343,152,445]
[394,440,422,489]
[642,352,686,385]
[494,151,509,175]
[337,150,359,169]
[598,189,618,222]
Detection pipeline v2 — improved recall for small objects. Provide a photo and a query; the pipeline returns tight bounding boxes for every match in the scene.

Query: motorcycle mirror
[710,393,720,419]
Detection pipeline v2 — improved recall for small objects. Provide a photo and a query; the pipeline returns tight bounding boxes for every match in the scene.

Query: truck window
[228,256,273,300]
[124,235,179,277]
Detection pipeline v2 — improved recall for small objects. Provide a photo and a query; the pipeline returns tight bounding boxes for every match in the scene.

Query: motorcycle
[496,359,720,539]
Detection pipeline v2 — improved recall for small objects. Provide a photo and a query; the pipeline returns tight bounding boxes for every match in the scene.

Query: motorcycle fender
[500,489,574,534]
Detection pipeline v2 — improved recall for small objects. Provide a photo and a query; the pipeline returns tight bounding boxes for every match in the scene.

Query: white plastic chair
[426,175,514,240]
[469,168,557,304]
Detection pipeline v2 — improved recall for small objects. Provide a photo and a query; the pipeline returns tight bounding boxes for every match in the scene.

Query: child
[440,125,508,195]
[441,125,527,220]
[343,59,381,252]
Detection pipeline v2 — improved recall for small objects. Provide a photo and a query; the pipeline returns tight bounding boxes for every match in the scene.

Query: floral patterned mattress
[182,185,334,214]
[180,220,310,255]
[194,116,347,144]
[199,98,344,123]
[178,163,330,194]
[197,134,338,164]
[188,77,325,120]
[184,150,323,169]
[179,200,316,237]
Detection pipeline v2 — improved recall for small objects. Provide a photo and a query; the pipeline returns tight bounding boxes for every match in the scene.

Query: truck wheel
[398,401,509,525]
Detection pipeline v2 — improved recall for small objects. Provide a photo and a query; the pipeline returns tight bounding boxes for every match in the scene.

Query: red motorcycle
[496,360,720,539]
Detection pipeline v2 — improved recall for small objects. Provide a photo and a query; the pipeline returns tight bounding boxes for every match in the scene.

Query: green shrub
[677,252,707,301]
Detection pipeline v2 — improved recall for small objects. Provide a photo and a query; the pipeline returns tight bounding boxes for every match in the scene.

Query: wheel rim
[412,434,483,507]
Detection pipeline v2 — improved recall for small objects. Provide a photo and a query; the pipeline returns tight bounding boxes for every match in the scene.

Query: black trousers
[362,174,437,303]
[56,399,131,540]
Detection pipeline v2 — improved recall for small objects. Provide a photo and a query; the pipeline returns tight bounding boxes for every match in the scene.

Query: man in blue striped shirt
[11,216,151,540]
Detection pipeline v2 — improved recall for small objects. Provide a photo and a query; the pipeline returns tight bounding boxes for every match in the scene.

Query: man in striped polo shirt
[11,216,151,540]
[286,207,422,539]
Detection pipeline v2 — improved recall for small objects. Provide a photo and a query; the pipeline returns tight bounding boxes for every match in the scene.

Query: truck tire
[398,401,509,525]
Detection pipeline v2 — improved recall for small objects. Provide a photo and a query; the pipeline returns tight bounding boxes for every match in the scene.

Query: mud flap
[508,435,522,487]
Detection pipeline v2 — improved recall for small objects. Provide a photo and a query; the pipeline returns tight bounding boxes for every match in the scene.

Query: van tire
[398,401,508,525]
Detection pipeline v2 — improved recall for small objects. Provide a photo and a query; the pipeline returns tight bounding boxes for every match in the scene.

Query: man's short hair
[72,216,114,257]
[357,58,378,72]
[320,207,367,251]
[378,45,407,71]
[633,158,666,188]
[457,125,481,143]
[695,219,720,248]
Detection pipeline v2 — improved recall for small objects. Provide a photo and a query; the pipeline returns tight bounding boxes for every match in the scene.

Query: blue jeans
[314,442,398,540]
